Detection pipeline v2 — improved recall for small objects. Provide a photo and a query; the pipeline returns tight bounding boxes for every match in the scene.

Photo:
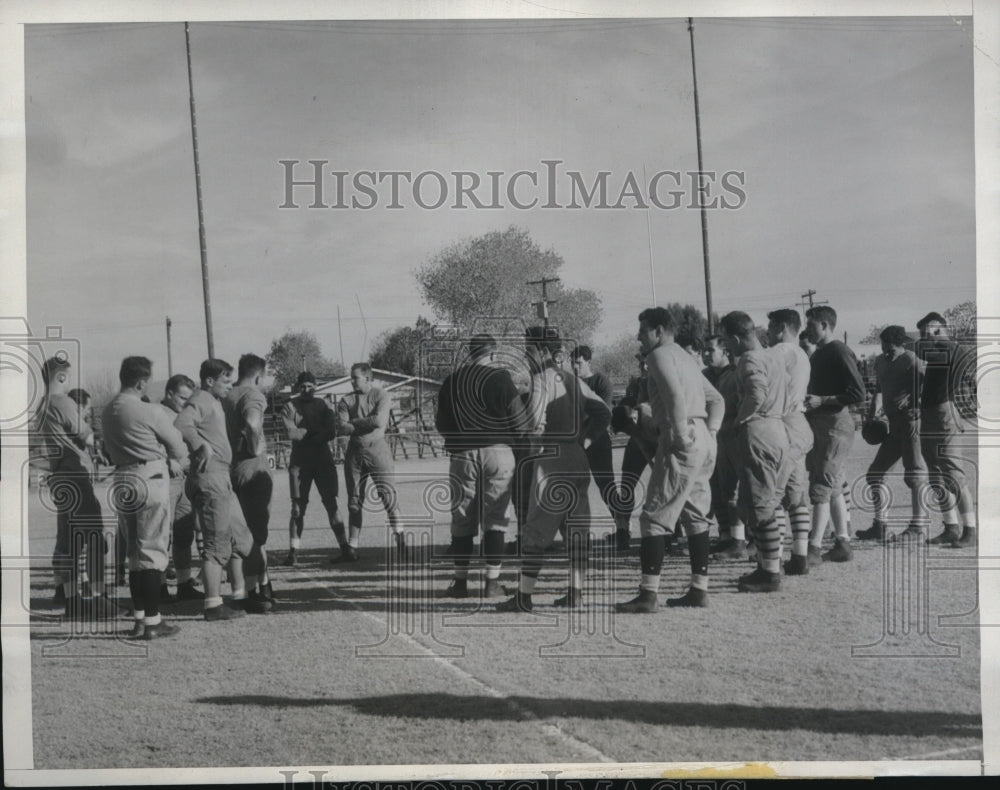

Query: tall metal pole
[643,163,657,306]
[185,22,215,358]
[688,18,714,334]
[165,316,173,378]
[337,305,345,367]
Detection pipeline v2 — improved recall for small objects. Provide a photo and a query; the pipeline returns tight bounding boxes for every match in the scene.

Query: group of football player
[37,353,403,639]
[36,304,977,635]
[435,305,977,613]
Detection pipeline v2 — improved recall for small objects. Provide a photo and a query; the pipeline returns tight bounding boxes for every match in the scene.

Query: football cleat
[204,603,247,622]
[783,553,809,576]
[713,538,748,561]
[948,527,977,549]
[142,621,181,641]
[822,537,853,562]
[175,580,206,601]
[440,579,470,599]
[615,588,658,614]
[330,546,359,564]
[927,527,961,546]
[666,587,708,607]
[496,592,533,613]
[737,567,781,593]
[856,521,886,541]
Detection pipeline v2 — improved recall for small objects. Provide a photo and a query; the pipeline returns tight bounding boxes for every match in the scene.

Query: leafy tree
[414,226,603,342]
[859,324,890,345]
[664,302,713,342]
[369,316,434,376]
[943,300,976,339]
[591,334,643,387]
[267,330,344,389]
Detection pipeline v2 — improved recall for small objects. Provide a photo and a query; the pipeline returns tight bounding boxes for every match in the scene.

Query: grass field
[22,437,983,773]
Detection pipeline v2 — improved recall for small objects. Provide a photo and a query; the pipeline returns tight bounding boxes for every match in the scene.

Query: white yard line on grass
[291,568,616,764]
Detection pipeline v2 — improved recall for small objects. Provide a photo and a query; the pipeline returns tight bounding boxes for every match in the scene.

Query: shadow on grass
[194,692,982,738]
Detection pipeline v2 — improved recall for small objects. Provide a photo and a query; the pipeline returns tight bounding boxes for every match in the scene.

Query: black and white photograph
[1,0,997,784]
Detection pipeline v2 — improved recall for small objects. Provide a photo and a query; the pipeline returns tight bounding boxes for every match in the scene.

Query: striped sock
[775,507,788,547]
[841,480,853,530]
[756,519,781,574]
[790,505,811,557]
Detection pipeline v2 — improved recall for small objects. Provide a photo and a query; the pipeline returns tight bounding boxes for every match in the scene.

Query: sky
[22,14,976,387]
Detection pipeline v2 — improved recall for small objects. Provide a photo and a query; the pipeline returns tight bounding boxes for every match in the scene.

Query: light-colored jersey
[734,347,787,424]
[37,392,93,473]
[646,343,724,432]
[174,389,232,471]
[102,391,187,467]
[338,385,392,448]
[771,342,810,418]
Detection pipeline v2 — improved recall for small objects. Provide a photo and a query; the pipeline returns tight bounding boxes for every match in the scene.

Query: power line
[798,289,829,312]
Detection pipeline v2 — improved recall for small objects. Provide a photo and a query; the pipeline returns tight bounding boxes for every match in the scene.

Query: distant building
[266,369,443,463]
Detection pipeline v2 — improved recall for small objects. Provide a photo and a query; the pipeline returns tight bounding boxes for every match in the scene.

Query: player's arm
[153,409,189,464]
[58,399,93,450]
[335,397,355,436]
[351,389,390,434]
[281,401,307,441]
[838,349,866,406]
[867,367,883,421]
[648,353,690,448]
[243,399,266,457]
[174,398,211,470]
[734,354,768,425]
[579,378,612,445]
[702,377,724,434]
[521,373,548,436]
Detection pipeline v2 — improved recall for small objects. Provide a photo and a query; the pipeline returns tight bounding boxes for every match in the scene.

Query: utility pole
[527,277,560,329]
[165,317,173,378]
[643,163,658,306]
[185,22,214,358]
[337,305,345,368]
[688,17,714,334]
[798,289,828,312]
